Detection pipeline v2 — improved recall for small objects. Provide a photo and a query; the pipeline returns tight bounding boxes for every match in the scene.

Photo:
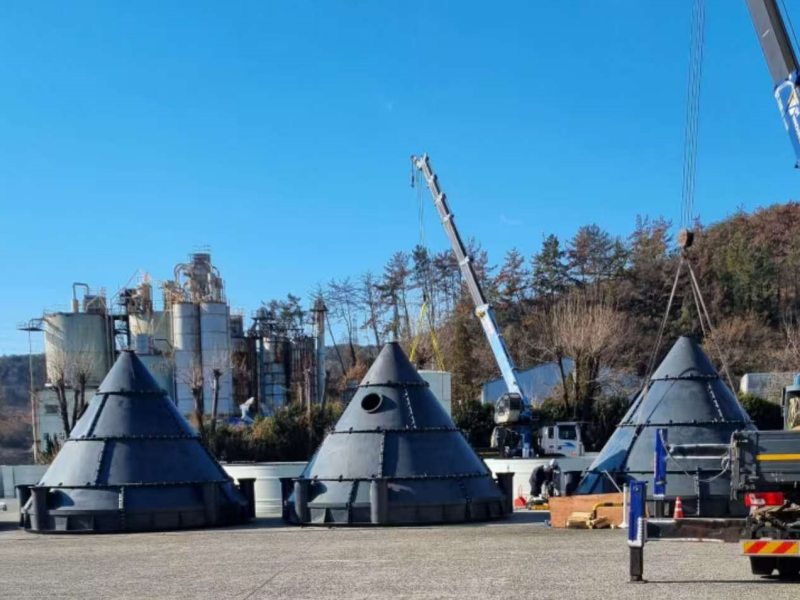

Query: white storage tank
[43,313,113,387]
[200,301,233,415]
[129,311,172,354]
[172,302,199,415]
[419,370,452,416]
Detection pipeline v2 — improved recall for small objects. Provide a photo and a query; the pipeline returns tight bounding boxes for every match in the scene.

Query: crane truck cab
[490,393,585,458]
[538,422,584,457]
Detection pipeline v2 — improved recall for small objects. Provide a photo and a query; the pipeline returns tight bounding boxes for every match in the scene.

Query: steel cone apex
[576,336,755,517]
[20,350,252,533]
[284,342,513,525]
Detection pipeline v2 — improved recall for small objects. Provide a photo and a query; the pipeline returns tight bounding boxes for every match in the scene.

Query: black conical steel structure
[283,342,513,525]
[576,336,755,516]
[20,350,252,533]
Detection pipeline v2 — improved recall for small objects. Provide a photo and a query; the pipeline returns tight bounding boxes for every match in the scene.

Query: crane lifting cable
[410,161,445,371]
[678,0,707,246]
[642,0,734,401]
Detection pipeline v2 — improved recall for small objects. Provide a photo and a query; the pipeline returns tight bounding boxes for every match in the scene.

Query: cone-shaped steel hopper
[20,351,251,533]
[283,342,513,525]
[576,336,755,516]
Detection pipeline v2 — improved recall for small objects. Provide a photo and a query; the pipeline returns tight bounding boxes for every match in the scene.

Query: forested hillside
[315,202,800,424]
[0,354,45,407]
[0,355,42,462]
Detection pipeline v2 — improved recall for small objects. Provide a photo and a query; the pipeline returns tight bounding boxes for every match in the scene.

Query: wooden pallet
[549,492,624,529]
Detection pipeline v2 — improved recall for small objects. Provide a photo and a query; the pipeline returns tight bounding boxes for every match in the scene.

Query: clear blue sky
[1,0,798,355]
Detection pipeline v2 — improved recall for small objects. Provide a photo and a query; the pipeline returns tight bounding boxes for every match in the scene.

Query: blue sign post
[654,428,668,517]
[627,480,647,583]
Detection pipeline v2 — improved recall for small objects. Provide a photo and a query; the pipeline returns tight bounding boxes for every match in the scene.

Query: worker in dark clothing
[529,459,561,499]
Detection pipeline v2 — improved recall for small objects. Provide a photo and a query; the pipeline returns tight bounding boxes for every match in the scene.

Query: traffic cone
[673,496,684,519]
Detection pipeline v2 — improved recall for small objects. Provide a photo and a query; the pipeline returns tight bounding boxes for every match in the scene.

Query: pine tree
[531,234,569,302]
[495,247,529,307]
[625,216,675,325]
[378,252,413,341]
[567,224,627,290]
[450,302,479,410]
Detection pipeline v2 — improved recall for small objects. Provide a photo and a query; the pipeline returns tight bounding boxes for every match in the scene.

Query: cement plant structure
[21,251,328,459]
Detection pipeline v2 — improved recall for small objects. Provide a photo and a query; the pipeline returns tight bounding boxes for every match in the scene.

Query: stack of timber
[549,492,624,529]
[566,511,611,529]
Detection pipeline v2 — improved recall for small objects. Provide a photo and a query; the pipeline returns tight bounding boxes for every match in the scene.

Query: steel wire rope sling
[638,0,733,423]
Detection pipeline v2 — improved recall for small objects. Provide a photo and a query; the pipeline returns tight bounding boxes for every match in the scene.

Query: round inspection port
[361,393,383,413]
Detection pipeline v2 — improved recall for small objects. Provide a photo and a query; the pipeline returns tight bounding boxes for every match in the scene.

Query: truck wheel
[750,557,776,576]
[777,559,800,579]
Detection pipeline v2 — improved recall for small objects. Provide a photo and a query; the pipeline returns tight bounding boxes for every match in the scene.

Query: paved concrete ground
[0,508,798,600]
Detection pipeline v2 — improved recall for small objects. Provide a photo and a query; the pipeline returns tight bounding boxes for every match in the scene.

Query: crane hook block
[677,228,694,249]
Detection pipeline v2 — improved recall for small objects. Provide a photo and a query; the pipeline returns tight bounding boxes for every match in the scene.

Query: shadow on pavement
[218,510,554,532]
[646,578,799,585]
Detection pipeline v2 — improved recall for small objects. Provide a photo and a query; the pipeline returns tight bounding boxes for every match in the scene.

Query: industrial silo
[200,301,234,415]
[283,342,513,525]
[43,311,113,387]
[172,301,199,415]
[262,336,289,411]
[576,336,755,517]
[129,311,174,396]
[129,311,173,354]
[19,351,252,533]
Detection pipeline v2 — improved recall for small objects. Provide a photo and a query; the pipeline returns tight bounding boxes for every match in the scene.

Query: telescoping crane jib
[745,0,800,167]
[411,154,525,399]
[411,154,537,450]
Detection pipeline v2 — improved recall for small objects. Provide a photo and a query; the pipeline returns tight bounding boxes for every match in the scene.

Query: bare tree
[205,347,232,439]
[528,292,629,420]
[46,348,72,436]
[359,271,384,347]
[781,311,800,370]
[703,314,780,382]
[231,349,254,411]
[327,277,361,366]
[70,350,95,427]
[174,353,206,438]
[381,252,412,340]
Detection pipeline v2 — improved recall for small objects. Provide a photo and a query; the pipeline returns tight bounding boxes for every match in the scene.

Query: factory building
[248,297,327,415]
[25,251,328,457]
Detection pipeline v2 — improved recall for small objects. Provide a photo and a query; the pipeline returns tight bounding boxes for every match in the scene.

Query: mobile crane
[411,154,584,458]
[746,0,800,166]
[627,2,800,580]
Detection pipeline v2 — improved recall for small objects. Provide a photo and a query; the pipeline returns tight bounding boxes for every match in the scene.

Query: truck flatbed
[731,430,800,494]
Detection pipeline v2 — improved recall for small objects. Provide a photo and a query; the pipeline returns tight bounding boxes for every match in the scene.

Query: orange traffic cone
[673,496,684,519]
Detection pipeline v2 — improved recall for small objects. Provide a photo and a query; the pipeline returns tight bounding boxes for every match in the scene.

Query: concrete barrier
[1,465,48,499]
[483,454,597,500]
[3,455,596,507]
[222,463,306,517]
